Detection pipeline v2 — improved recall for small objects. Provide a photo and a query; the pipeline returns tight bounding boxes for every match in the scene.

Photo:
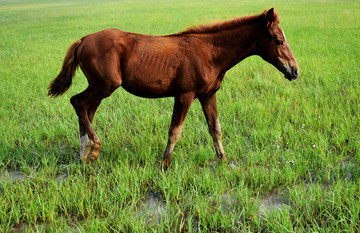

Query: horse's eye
[275,39,283,45]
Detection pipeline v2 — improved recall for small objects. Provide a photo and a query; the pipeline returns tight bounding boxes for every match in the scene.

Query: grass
[0,0,360,231]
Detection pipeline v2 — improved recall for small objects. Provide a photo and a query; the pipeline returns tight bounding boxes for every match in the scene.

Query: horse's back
[77,28,209,98]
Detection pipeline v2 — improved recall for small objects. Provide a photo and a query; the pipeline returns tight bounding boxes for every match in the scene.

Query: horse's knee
[70,95,83,115]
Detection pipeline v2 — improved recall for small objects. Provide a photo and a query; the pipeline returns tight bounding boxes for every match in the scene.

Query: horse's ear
[266,8,275,28]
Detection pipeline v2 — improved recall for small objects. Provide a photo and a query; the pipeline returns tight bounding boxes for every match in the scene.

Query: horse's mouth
[285,73,297,81]
[283,64,299,81]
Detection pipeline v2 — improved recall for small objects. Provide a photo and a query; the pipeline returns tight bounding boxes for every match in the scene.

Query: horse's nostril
[293,69,299,77]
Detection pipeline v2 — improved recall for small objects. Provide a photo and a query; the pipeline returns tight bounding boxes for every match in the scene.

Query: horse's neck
[206,24,261,72]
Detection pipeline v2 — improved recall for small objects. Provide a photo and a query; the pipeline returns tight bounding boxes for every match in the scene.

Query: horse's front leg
[161,93,195,170]
[199,93,228,163]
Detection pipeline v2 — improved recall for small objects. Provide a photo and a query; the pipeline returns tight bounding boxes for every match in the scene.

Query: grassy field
[1,0,359,231]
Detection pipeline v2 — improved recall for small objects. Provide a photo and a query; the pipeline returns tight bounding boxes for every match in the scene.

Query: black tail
[47,39,83,97]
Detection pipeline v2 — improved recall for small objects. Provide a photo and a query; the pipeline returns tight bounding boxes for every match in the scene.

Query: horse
[48,8,299,170]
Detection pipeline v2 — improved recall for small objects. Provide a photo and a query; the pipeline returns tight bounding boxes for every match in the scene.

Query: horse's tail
[47,39,83,97]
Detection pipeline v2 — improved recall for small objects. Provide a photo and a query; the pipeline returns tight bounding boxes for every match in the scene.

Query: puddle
[9,222,43,233]
[0,170,29,183]
[9,221,80,233]
[259,192,291,216]
[229,161,239,170]
[220,190,291,217]
[339,160,356,182]
[0,170,69,184]
[220,192,236,214]
[55,170,69,184]
[304,160,357,188]
[136,192,167,224]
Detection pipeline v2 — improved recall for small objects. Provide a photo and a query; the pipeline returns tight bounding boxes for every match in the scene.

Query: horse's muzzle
[284,65,299,81]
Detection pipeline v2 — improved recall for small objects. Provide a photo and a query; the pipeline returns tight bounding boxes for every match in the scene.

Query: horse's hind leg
[70,87,103,163]
[77,100,102,161]
[72,41,122,163]
[71,71,121,163]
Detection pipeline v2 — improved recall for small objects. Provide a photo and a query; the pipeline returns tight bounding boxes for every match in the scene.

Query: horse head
[257,8,299,81]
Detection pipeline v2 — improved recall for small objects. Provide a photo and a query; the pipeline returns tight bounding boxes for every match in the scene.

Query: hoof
[80,154,90,164]
[80,151,99,164]
[161,160,170,171]
[80,143,101,164]
[223,156,228,163]
[88,152,99,162]
[218,154,228,163]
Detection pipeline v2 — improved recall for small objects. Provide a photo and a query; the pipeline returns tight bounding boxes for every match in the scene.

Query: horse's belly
[121,73,174,98]
[121,56,180,98]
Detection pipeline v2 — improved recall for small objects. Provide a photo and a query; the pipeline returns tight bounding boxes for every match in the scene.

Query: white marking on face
[282,29,287,42]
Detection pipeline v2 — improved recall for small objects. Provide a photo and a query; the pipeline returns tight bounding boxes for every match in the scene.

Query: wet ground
[1,159,356,231]
[137,191,168,224]
[0,170,68,184]
[259,191,291,216]
[1,170,29,183]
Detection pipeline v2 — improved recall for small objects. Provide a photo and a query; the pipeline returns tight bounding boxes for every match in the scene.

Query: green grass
[1,0,360,231]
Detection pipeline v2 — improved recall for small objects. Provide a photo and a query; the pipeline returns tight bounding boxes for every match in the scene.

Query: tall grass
[0,0,359,231]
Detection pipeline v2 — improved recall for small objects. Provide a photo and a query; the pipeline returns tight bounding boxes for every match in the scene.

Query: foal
[48,8,299,169]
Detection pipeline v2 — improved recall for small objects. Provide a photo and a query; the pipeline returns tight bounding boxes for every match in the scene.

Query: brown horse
[48,8,298,169]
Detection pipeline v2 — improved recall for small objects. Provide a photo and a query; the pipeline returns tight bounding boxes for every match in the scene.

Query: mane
[178,10,279,35]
